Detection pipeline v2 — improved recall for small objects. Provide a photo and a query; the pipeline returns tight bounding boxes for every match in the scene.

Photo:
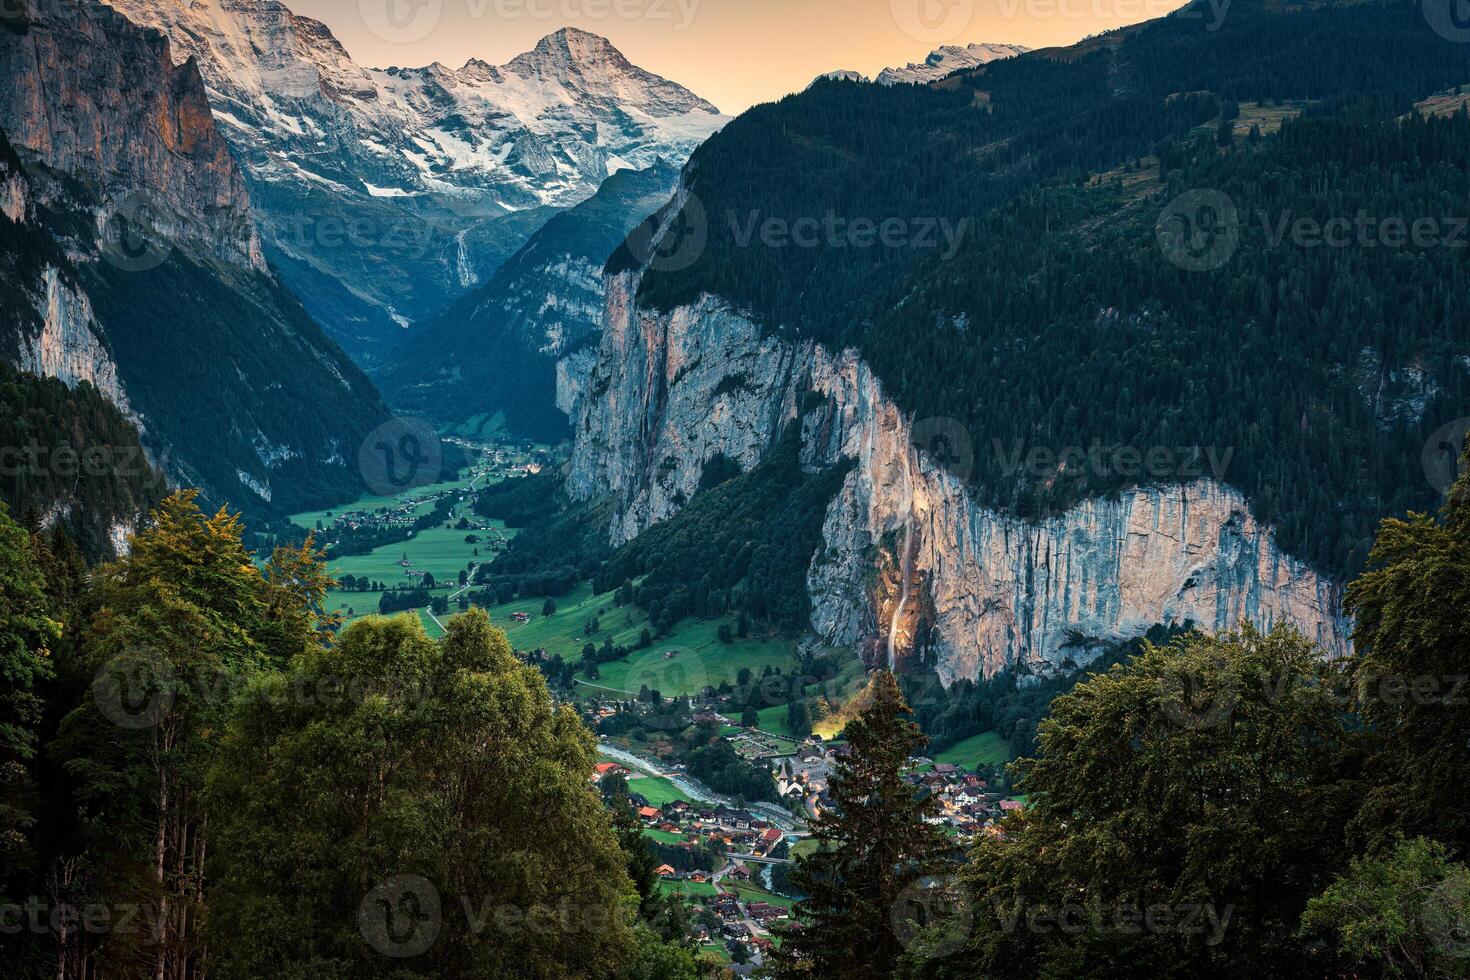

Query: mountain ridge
[0,0,391,529]
[102,0,728,362]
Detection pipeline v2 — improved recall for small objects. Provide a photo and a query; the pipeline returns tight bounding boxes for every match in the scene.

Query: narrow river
[597,740,804,833]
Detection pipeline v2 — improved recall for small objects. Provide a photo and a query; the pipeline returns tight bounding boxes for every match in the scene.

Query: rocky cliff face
[567,262,1350,683]
[19,267,133,416]
[0,0,390,520]
[0,0,264,269]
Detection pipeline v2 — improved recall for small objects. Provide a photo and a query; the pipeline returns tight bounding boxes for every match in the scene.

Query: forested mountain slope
[0,0,390,526]
[574,0,1470,679]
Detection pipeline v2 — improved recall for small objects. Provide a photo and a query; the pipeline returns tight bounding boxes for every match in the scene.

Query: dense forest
[0,493,705,978]
[593,428,852,632]
[859,106,1470,577]
[0,361,162,561]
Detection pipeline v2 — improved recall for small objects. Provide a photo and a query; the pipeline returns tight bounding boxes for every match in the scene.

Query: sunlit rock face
[0,0,265,269]
[565,187,1350,683]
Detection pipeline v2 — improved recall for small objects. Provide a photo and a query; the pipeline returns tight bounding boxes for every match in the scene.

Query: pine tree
[773,672,949,978]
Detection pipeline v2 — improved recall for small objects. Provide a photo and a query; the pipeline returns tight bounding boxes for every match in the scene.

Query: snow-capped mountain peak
[101,0,728,359]
[876,42,1029,86]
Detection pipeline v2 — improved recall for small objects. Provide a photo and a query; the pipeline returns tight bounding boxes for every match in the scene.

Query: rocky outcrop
[875,42,1030,86]
[0,0,264,269]
[567,266,1350,683]
[19,267,134,415]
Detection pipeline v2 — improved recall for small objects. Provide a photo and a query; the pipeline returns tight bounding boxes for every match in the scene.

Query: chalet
[638,806,660,820]
[759,828,783,852]
[654,864,677,878]
[748,902,786,923]
[593,762,628,779]
[999,799,1024,814]
[729,862,753,881]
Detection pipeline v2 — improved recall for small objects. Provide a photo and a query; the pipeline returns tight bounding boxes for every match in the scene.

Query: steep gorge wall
[566,270,1350,683]
[20,267,134,416]
[0,0,265,269]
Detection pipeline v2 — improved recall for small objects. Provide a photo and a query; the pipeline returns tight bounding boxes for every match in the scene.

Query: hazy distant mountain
[103,0,728,363]
[383,161,682,441]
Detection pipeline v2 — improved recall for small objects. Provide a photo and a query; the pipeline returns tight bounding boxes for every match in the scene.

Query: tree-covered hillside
[0,361,162,561]
[618,0,1470,578]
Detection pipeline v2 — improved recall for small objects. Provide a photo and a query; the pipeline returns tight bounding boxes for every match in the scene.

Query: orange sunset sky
[297,0,1194,113]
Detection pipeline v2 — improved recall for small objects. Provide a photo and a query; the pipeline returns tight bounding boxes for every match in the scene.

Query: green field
[474,581,797,697]
[626,774,693,807]
[642,828,686,844]
[658,879,718,899]
[724,879,798,911]
[932,731,1014,770]
[579,618,797,698]
[284,459,528,636]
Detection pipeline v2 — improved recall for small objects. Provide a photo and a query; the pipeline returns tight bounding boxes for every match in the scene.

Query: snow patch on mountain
[876,43,1029,86]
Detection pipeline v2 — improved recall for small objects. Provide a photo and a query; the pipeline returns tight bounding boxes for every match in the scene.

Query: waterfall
[455,230,477,288]
[887,449,916,670]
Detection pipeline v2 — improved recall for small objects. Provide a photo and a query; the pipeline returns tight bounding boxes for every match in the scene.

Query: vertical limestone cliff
[20,266,134,417]
[566,270,1350,683]
[0,0,265,269]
